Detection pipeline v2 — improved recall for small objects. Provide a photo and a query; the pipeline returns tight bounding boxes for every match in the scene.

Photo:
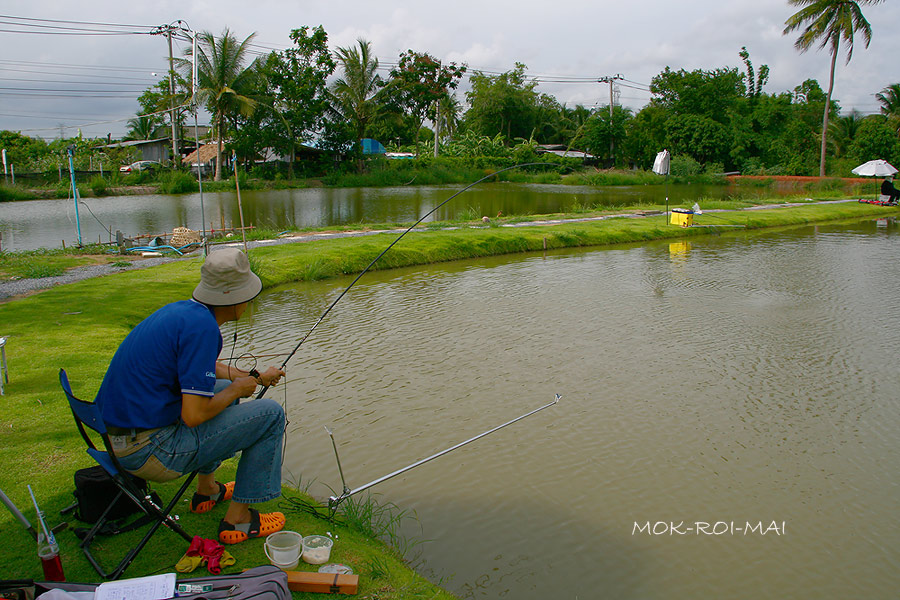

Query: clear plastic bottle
[37,531,65,581]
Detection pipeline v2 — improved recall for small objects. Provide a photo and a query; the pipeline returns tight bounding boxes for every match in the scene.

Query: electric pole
[597,74,623,165]
[151,23,183,168]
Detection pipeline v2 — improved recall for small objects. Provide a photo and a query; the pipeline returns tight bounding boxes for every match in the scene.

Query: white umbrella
[851,159,898,177]
[852,159,898,202]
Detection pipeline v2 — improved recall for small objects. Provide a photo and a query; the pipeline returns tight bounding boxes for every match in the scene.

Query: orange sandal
[218,508,285,545]
[190,481,235,514]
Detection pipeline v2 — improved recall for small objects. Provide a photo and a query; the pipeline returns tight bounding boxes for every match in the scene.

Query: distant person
[882,176,900,204]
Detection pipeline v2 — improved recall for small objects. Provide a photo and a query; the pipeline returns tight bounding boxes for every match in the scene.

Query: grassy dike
[0,200,896,596]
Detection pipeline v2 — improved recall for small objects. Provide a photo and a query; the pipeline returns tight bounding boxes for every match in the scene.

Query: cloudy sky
[2,0,898,140]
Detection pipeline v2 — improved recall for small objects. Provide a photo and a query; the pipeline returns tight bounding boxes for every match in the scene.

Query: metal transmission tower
[597,74,624,164]
[151,21,191,168]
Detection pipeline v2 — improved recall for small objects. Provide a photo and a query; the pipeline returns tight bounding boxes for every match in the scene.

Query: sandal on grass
[218,508,285,545]
[190,481,235,514]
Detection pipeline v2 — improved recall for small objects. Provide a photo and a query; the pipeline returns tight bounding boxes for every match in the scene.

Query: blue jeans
[117,380,285,504]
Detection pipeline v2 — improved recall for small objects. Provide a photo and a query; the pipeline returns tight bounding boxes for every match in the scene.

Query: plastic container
[264,531,303,570]
[670,208,694,228]
[301,535,334,565]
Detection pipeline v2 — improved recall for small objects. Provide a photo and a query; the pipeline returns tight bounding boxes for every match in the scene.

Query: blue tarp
[361,138,386,155]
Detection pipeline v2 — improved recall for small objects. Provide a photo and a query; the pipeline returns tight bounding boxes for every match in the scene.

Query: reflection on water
[229,218,899,599]
[3,182,791,251]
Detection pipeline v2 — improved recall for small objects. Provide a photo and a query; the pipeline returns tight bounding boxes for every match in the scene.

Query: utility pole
[151,23,182,168]
[597,74,623,165]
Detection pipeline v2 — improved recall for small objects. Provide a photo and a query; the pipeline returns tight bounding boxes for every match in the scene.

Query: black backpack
[66,465,162,537]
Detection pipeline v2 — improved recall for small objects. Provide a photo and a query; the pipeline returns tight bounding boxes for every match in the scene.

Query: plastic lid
[318,563,353,575]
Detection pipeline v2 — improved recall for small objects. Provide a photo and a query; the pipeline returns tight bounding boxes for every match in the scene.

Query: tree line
[3,0,898,180]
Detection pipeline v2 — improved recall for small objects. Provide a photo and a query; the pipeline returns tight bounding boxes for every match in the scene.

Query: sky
[1,0,898,141]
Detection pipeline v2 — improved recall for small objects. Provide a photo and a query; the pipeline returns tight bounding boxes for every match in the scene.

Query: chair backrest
[59,368,122,477]
[59,368,106,435]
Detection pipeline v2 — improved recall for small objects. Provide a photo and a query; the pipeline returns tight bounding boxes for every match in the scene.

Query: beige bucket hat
[192,248,262,306]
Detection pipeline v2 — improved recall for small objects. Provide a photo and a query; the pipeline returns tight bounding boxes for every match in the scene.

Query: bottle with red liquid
[37,530,65,581]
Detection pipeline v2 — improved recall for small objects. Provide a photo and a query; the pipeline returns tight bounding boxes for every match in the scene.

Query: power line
[0,14,152,28]
[0,28,147,36]
[0,59,161,73]
[0,74,156,84]
[0,86,149,92]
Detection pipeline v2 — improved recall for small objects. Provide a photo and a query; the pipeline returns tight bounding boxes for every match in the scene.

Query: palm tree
[190,29,260,180]
[783,0,883,177]
[126,114,164,141]
[827,110,864,157]
[436,93,462,141]
[876,83,900,134]
[329,39,383,149]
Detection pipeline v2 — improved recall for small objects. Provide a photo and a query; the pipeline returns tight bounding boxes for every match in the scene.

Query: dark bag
[71,465,159,523]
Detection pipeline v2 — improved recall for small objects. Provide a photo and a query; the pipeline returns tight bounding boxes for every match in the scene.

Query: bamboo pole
[233,150,248,253]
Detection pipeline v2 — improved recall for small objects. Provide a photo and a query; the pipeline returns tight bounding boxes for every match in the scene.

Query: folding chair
[59,368,197,580]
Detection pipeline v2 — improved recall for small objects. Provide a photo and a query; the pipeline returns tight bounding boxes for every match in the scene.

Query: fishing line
[78,200,112,235]
[255,161,554,400]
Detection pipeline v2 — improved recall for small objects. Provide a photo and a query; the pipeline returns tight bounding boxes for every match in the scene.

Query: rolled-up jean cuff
[231,491,282,504]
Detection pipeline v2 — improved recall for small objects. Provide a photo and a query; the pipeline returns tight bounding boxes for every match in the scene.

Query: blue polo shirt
[96,300,223,429]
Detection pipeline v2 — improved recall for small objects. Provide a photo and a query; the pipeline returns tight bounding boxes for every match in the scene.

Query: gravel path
[0,199,859,301]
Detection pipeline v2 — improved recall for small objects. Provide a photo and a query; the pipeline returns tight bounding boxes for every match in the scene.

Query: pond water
[2,182,790,251]
[224,217,899,599]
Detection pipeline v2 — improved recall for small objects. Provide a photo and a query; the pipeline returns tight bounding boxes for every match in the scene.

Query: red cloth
[185,535,228,575]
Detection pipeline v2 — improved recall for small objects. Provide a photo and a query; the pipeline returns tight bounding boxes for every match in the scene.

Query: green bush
[89,175,108,196]
[157,171,199,194]
[670,155,702,176]
[0,184,36,201]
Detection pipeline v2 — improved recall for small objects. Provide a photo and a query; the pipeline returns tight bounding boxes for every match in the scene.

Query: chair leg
[81,472,199,580]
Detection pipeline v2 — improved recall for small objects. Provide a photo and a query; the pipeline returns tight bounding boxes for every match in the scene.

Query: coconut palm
[126,114,165,141]
[436,93,462,141]
[876,83,900,134]
[827,110,864,157]
[329,39,383,149]
[783,0,883,177]
[190,29,260,180]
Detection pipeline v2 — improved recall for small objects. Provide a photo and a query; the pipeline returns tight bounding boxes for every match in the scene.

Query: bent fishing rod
[255,162,553,399]
[325,394,561,511]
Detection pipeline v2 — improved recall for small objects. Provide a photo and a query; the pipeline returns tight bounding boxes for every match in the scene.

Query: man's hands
[182,367,283,427]
[231,376,260,398]
[253,366,285,387]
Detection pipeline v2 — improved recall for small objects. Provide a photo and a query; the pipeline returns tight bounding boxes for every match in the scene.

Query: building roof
[97,138,170,149]
[182,143,219,165]
[539,149,596,159]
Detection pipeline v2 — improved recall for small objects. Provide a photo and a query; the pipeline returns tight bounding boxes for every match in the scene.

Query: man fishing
[95,247,287,545]
[882,176,900,204]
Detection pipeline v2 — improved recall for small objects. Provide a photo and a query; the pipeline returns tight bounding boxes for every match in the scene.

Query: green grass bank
[0,200,896,597]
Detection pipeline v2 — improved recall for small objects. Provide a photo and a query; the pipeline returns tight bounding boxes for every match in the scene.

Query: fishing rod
[325,394,561,511]
[0,487,37,540]
[255,162,553,399]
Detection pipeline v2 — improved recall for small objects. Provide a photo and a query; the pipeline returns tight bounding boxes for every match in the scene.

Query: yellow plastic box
[670,209,693,227]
